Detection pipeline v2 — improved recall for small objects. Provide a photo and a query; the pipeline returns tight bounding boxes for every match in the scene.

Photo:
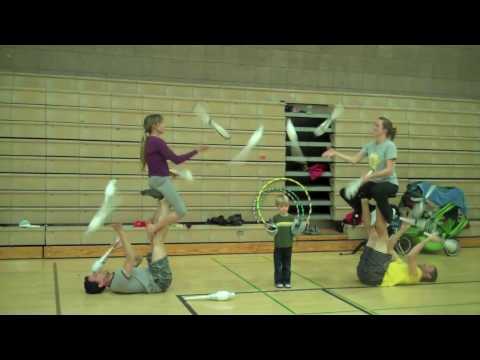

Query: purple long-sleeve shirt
[145,136,198,177]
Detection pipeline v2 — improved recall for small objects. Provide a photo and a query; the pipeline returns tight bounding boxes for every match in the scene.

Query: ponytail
[390,127,397,141]
[379,116,397,141]
[140,132,148,171]
[140,114,164,171]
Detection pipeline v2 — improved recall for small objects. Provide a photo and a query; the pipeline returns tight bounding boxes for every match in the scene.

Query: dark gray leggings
[148,176,187,218]
[340,181,398,223]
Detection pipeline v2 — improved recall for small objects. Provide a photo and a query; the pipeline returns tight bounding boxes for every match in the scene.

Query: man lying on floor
[357,198,441,287]
[84,201,172,295]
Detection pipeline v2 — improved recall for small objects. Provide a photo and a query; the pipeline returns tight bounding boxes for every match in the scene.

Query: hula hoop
[252,187,303,222]
[254,177,312,224]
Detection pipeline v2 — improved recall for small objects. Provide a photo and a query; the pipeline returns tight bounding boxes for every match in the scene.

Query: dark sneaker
[228,214,244,226]
[140,188,164,200]
[207,216,228,225]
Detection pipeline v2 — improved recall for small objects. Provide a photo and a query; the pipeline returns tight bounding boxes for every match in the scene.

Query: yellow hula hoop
[255,177,312,224]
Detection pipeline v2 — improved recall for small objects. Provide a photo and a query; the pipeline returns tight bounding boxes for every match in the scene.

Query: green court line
[261,256,480,290]
[259,255,325,287]
[259,255,373,314]
[177,295,198,315]
[322,288,374,315]
[212,255,271,263]
[298,310,367,315]
[213,255,480,315]
[179,287,325,297]
[53,262,61,315]
[211,258,297,315]
[368,301,480,312]
[321,279,480,291]
[291,270,325,287]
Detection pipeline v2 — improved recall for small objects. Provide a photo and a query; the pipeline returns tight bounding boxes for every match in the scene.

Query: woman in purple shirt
[140,114,208,235]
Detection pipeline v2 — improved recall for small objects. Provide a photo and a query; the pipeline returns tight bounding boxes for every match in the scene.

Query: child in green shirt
[266,195,306,288]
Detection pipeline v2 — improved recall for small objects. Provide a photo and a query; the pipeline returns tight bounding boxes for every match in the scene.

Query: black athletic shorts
[357,246,392,286]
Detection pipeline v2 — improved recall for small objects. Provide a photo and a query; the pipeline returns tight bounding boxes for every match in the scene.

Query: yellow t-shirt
[380,259,422,287]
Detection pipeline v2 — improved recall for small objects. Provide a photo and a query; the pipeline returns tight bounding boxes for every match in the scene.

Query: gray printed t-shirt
[109,267,154,294]
[360,140,399,186]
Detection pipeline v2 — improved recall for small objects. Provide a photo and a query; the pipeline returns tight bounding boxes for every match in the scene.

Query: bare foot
[146,222,156,234]
[134,255,143,267]
[145,222,155,243]
[112,223,123,232]
[112,237,122,249]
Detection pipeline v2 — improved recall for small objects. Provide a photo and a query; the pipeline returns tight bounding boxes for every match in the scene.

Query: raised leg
[372,208,388,254]
[146,178,187,235]
[362,199,378,249]
[149,199,171,263]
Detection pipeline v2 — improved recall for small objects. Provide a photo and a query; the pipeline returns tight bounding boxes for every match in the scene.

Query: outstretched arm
[406,238,428,278]
[156,139,207,165]
[90,237,122,273]
[169,169,179,178]
[387,222,411,257]
[112,224,137,277]
[322,148,366,164]
[160,141,197,164]
[265,218,278,238]
[291,219,307,236]
[406,232,442,277]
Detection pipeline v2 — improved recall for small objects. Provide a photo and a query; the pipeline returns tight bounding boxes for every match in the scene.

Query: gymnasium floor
[1,248,480,315]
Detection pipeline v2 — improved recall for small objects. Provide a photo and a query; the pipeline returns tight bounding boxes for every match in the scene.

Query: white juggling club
[184,290,236,301]
[314,103,344,137]
[91,237,120,273]
[231,126,264,163]
[86,179,118,234]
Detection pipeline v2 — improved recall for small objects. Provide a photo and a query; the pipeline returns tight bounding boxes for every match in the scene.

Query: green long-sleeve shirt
[271,213,296,248]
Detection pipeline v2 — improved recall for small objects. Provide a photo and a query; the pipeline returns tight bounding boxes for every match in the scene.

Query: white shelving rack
[285,106,334,222]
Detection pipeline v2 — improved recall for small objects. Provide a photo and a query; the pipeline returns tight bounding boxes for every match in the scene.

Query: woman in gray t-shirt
[323,116,399,239]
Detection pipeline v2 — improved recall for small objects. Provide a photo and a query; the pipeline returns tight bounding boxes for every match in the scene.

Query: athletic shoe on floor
[275,283,284,288]
[284,283,291,288]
